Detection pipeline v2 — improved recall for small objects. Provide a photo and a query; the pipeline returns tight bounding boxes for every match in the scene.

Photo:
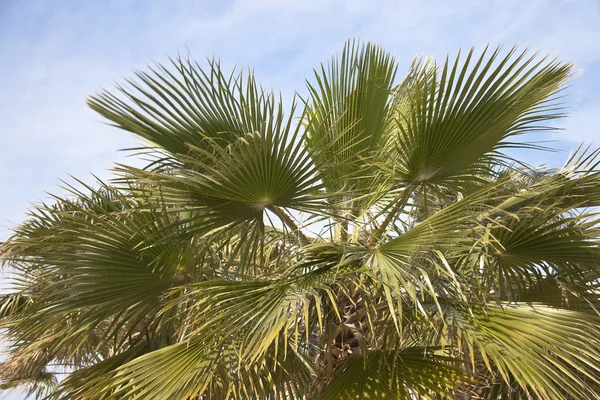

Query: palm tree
[2,40,600,399]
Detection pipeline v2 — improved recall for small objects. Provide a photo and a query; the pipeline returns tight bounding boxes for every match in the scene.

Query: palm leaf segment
[2,40,600,399]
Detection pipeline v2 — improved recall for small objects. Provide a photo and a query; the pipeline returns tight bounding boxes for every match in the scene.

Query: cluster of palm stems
[1,40,600,399]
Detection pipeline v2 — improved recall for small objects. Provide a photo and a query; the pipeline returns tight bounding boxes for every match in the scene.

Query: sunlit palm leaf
[317,348,472,400]
[446,303,600,399]
[88,57,277,161]
[390,46,571,186]
[303,39,398,224]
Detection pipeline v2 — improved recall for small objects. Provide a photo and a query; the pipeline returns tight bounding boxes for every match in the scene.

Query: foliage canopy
[2,40,600,399]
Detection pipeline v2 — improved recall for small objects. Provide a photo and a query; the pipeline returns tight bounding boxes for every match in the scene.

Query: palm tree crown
[2,40,600,399]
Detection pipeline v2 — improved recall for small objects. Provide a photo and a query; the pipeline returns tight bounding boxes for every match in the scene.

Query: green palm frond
[88,57,278,162]
[304,39,397,192]
[0,292,30,319]
[489,209,600,294]
[91,56,331,244]
[317,347,472,400]
[390,46,571,187]
[446,304,600,399]
[303,40,399,229]
[1,181,197,364]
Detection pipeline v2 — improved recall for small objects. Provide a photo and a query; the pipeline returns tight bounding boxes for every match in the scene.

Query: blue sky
[1,0,600,243]
[0,0,599,395]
